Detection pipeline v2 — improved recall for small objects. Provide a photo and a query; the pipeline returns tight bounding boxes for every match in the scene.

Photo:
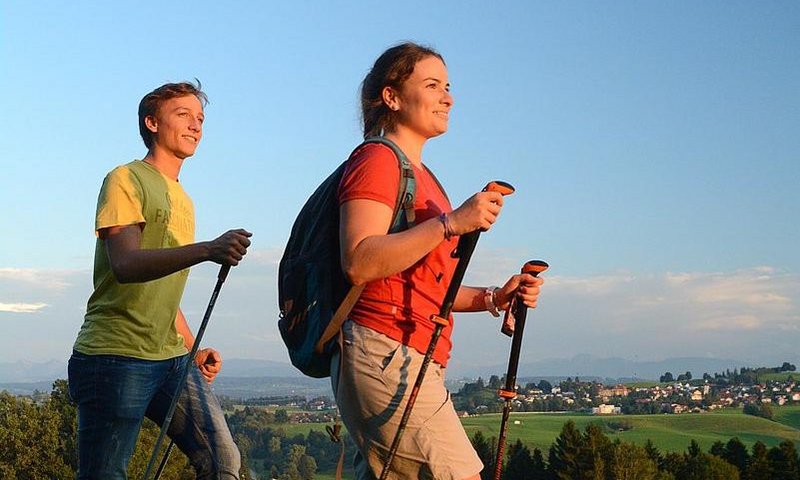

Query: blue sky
[1,2,798,375]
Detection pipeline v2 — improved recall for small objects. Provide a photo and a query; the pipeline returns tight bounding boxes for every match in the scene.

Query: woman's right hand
[447,190,504,235]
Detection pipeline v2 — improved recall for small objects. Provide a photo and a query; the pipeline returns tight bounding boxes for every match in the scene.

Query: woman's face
[390,55,453,139]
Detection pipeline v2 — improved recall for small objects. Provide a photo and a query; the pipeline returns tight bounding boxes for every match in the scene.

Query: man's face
[148,94,204,159]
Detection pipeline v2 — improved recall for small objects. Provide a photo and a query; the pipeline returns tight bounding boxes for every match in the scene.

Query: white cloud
[547,273,636,295]
[453,264,800,365]
[694,314,764,331]
[0,267,82,291]
[0,302,48,313]
[561,267,798,329]
[247,248,284,266]
[3,255,799,368]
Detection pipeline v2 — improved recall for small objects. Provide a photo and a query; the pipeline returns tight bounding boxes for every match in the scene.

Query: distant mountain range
[0,359,67,383]
[219,358,307,377]
[0,358,300,385]
[0,355,779,396]
[445,354,756,381]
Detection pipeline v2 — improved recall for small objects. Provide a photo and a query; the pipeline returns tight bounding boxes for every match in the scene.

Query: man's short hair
[138,80,208,149]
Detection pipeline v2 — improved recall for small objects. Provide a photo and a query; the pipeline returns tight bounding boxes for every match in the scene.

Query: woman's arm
[453,274,544,313]
[339,199,447,285]
[340,188,506,285]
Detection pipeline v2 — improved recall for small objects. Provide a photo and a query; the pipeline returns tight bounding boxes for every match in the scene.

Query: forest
[2,380,799,479]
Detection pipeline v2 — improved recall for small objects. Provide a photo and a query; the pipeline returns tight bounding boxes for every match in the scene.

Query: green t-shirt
[73,160,194,360]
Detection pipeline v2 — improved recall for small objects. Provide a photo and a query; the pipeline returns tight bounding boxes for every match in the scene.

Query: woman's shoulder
[343,142,403,181]
[339,142,401,205]
[349,142,398,169]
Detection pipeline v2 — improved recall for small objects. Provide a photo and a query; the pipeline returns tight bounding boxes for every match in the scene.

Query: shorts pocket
[350,322,401,371]
[380,344,411,376]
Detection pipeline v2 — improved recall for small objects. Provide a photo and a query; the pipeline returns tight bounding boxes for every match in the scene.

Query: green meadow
[251,406,800,479]
[774,405,800,430]
[758,371,800,382]
[460,408,800,453]
[257,405,800,455]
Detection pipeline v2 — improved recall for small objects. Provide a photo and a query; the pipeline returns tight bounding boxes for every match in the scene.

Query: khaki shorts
[331,321,483,480]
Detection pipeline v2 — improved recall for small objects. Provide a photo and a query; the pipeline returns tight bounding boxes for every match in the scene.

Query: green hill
[460,408,800,453]
[759,371,800,382]
[774,405,800,430]
[243,406,800,479]
[260,405,800,455]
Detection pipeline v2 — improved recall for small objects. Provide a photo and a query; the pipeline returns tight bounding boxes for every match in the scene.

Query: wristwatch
[484,286,500,317]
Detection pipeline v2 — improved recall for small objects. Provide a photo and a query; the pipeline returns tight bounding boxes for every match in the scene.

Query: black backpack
[278,137,416,378]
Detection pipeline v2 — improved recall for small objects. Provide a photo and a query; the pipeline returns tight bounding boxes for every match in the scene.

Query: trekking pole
[379,181,515,480]
[492,260,548,480]
[143,264,232,480]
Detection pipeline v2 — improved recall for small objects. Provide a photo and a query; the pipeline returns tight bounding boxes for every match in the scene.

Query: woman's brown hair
[360,42,443,138]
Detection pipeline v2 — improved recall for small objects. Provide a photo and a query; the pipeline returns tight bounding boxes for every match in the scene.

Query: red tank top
[338,143,458,366]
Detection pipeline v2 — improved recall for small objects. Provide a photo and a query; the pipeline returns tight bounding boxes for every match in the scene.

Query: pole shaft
[504,306,528,393]
[379,231,480,480]
[380,181,515,479]
[493,401,512,480]
[143,265,230,480]
[493,260,547,480]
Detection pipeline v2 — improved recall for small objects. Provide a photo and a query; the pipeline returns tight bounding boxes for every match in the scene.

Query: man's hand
[208,229,252,266]
[195,348,222,383]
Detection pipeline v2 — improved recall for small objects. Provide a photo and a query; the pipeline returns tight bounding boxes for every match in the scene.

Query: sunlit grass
[460,408,800,453]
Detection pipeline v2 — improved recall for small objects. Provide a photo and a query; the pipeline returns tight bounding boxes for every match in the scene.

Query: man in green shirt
[69,80,251,479]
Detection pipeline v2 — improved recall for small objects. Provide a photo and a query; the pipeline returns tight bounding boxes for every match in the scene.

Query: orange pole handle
[522,259,549,277]
[483,180,515,196]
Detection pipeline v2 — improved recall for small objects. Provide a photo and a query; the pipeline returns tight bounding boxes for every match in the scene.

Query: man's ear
[144,115,158,134]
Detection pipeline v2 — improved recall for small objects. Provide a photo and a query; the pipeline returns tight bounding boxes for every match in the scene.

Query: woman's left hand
[195,348,222,383]
[495,273,544,311]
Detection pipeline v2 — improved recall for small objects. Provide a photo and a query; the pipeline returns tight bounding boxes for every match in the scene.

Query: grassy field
[258,406,800,479]
[759,371,800,382]
[461,408,800,453]
[257,405,800,455]
[314,474,343,480]
[774,405,800,430]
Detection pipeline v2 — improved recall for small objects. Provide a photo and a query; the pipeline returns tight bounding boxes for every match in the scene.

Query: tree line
[225,405,354,479]
[474,420,800,480]
[0,381,347,479]
[664,362,797,386]
[1,380,202,479]
[3,380,799,479]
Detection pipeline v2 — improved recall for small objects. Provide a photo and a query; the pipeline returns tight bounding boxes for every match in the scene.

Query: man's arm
[176,308,222,383]
[101,224,251,283]
[176,307,196,348]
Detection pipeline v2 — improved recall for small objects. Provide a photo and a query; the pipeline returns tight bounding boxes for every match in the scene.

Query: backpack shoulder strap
[314,138,416,353]
[315,283,365,354]
[363,136,416,232]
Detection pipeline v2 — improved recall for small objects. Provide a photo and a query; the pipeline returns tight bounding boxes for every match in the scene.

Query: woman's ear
[382,86,400,112]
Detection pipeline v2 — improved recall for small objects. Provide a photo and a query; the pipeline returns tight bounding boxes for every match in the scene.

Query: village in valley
[450,363,799,419]
[205,362,800,422]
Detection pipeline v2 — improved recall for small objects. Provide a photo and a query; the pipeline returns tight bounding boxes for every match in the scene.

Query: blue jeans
[68,351,240,480]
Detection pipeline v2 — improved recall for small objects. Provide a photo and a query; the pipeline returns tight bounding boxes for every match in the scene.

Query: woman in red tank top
[333,42,544,480]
